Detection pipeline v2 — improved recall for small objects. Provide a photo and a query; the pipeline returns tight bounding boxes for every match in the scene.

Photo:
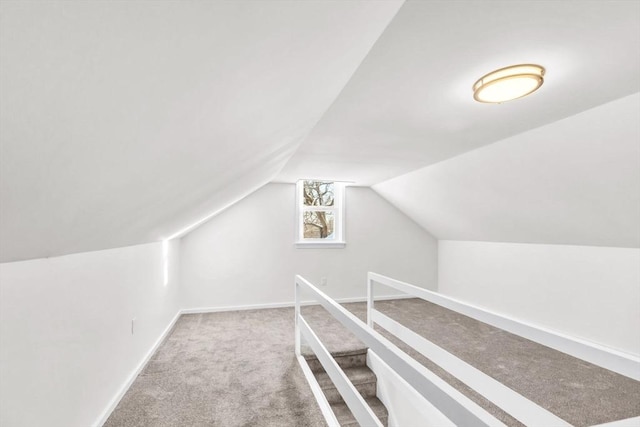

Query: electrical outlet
[131,317,136,335]
[320,277,327,286]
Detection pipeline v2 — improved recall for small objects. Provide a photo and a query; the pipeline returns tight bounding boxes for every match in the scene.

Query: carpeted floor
[105,299,640,427]
[371,299,640,427]
[104,307,328,427]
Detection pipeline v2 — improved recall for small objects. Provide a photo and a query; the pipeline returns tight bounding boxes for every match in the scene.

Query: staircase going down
[304,348,389,427]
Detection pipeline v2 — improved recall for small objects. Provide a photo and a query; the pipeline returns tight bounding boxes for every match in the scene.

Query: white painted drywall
[367,350,455,427]
[277,1,640,187]
[0,240,181,427]
[0,0,402,263]
[180,183,437,308]
[438,240,640,356]
[373,93,640,248]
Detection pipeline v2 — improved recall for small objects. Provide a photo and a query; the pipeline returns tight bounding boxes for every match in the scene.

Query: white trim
[181,294,413,314]
[591,417,640,427]
[368,272,640,381]
[296,275,505,427]
[295,277,301,356]
[296,180,346,246]
[294,241,346,249]
[372,309,571,427]
[94,310,182,427]
[367,350,456,427]
[182,301,297,314]
[92,291,414,427]
[296,354,340,427]
[300,316,383,427]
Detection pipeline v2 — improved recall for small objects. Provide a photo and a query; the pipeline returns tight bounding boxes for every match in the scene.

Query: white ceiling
[2,0,639,262]
[276,0,640,185]
[373,93,640,248]
[0,0,402,262]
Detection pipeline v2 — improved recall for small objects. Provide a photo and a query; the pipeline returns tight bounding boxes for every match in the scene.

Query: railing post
[294,276,301,356]
[367,272,373,328]
[295,274,503,427]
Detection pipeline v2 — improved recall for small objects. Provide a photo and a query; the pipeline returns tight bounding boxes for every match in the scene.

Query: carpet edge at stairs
[304,348,389,427]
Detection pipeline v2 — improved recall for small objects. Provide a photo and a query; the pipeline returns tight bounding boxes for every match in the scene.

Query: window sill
[295,241,346,249]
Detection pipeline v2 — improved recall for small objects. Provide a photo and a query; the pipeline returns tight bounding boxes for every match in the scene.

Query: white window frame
[295,180,345,249]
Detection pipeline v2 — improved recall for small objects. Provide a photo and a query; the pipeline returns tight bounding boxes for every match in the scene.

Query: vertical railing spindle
[367,272,374,328]
[294,279,301,356]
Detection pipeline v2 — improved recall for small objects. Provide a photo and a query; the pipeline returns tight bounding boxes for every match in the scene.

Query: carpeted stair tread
[302,346,368,359]
[313,366,377,389]
[331,396,388,427]
[314,365,378,404]
[304,350,368,373]
[302,347,389,424]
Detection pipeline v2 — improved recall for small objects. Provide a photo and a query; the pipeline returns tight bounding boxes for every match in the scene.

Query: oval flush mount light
[473,64,545,103]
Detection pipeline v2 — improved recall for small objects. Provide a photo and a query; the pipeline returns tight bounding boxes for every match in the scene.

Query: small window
[296,180,345,248]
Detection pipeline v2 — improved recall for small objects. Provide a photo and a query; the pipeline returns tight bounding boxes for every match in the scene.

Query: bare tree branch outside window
[303,181,334,239]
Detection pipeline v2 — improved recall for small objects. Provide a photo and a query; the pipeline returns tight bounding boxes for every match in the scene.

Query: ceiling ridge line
[270,0,407,181]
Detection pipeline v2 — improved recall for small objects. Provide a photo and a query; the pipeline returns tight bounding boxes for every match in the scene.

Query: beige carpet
[105,300,640,427]
[104,308,328,427]
[371,299,640,427]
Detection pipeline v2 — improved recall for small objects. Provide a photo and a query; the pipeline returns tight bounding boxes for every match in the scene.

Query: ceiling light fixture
[473,64,545,103]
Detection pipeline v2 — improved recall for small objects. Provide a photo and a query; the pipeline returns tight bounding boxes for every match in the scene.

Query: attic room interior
[1,0,639,426]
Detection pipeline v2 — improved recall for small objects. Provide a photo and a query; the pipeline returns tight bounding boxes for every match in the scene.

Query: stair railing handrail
[366,272,640,427]
[295,277,383,427]
[366,272,640,381]
[295,274,505,427]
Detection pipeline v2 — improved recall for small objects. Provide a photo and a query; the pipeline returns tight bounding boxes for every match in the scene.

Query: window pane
[303,211,335,239]
[303,181,334,207]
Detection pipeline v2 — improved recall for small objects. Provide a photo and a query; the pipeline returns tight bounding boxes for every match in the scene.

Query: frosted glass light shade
[473,64,545,103]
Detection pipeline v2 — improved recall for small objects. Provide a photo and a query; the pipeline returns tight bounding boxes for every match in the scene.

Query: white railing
[367,272,640,427]
[295,275,507,427]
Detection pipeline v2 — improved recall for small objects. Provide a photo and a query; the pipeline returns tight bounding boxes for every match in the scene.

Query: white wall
[0,240,181,427]
[0,1,403,263]
[438,240,640,356]
[180,183,437,309]
[0,182,436,427]
[367,350,454,427]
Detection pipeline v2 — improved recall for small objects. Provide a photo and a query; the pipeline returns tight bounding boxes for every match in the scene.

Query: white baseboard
[94,310,182,427]
[592,416,640,427]
[94,290,637,427]
[182,293,414,314]
[95,293,411,425]
[181,301,295,314]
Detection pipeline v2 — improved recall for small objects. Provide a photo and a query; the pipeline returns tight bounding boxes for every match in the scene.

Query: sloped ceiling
[373,93,640,248]
[277,0,640,185]
[2,1,639,262]
[0,0,402,262]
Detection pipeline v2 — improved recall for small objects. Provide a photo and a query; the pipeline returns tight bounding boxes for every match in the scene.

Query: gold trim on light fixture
[473,64,545,103]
